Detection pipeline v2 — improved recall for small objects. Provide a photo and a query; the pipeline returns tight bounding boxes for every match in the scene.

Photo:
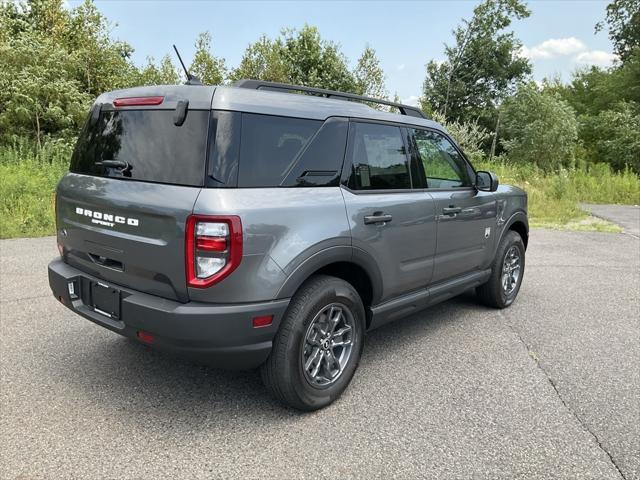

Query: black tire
[477,230,525,309]
[260,275,365,411]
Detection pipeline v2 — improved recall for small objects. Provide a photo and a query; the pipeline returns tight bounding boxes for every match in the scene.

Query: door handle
[442,206,462,216]
[364,213,393,225]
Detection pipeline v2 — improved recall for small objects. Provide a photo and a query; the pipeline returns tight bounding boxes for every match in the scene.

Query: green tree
[189,32,226,85]
[280,25,357,92]
[229,35,287,83]
[581,102,640,173]
[0,0,143,146]
[421,0,531,130]
[230,25,358,92]
[354,45,388,100]
[137,55,180,85]
[0,36,91,147]
[500,83,579,171]
[596,0,640,63]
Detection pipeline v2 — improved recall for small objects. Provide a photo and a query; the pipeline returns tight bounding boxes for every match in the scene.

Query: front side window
[347,122,411,190]
[410,128,472,188]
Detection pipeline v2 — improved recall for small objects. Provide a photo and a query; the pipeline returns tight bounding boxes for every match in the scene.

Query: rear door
[341,121,437,303]
[57,103,211,302]
[408,127,497,284]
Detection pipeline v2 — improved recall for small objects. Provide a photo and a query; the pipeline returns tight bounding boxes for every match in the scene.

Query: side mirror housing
[476,171,499,192]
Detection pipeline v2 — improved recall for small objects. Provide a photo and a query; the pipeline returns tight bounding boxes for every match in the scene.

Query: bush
[580,102,640,173]
[477,157,640,226]
[500,83,579,171]
[430,111,490,163]
[0,140,72,238]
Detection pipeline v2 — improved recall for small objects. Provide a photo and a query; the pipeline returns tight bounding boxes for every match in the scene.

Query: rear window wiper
[95,160,130,170]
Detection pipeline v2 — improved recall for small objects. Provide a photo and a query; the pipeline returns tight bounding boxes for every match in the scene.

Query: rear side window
[346,122,411,190]
[70,109,209,186]
[237,114,321,187]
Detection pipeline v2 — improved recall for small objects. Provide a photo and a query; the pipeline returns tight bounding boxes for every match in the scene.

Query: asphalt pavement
[581,204,640,237]
[1,208,638,479]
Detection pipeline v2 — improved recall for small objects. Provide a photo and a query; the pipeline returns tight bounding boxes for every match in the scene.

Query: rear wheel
[477,230,525,308]
[261,275,365,411]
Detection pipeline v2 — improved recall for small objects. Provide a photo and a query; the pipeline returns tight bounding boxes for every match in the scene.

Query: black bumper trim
[48,258,290,369]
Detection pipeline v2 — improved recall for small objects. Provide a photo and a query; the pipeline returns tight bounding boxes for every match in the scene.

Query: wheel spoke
[332,325,352,339]
[327,350,341,378]
[327,306,342,332]
[304,347,321,371]
[310,350,324,377]
[331,338,351,347]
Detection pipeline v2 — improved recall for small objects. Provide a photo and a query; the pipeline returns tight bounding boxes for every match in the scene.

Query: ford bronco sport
[48,80,528,411]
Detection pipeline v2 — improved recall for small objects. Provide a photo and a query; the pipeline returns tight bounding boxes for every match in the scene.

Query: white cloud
[574,50,618,67]
[520,37,586,60]
[396,64,406,71]
[401,95,420,107]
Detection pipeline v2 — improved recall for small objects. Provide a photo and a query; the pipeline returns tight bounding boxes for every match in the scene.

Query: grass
[0,141,71,239]
[476,158,639,230]
[0,142,639,239]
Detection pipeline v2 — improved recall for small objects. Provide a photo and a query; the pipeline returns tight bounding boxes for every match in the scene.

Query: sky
[68,0,616,106]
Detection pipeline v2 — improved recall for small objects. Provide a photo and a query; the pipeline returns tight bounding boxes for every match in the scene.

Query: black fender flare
[276,245,384,304]
[495,211,529,255]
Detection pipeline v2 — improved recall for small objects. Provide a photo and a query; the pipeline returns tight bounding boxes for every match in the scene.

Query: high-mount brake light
[185,215,242,288]
[113,96,164,107]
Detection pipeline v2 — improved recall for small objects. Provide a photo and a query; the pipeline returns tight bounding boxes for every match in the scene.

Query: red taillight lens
[185,215,242,288]
[113,96,164,107]
[196,236,227,251]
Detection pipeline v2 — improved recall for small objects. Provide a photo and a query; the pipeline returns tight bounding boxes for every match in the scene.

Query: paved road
[582,204,640,237]
[1,224,638,478]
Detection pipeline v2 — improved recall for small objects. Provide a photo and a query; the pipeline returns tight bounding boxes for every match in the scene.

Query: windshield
[70,109,210,186]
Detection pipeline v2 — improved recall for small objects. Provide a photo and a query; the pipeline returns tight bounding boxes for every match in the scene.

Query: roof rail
[232,79,427,119]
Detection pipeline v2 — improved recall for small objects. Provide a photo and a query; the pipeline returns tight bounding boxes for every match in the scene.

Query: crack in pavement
[0,293,52,305]
[504,318,627,480]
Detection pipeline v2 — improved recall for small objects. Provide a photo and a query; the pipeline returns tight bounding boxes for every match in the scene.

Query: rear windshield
[70,109,209,186]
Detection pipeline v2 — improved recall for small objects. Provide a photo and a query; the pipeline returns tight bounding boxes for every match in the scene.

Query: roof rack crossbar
[232,79,427,119]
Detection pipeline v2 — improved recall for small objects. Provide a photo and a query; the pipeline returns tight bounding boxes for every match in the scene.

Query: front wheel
[261,275,365,411]
[477,230,525,308]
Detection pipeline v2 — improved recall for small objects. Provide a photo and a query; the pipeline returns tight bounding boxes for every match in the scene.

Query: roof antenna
[173,44,202,85]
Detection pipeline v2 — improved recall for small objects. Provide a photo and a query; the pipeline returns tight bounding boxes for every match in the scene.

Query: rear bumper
[48,258,289,369]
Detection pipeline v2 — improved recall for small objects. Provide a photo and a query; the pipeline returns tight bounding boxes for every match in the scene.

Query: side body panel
[191,187,351,303]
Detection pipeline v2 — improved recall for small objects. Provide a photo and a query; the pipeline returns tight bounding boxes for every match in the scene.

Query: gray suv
[48,80,528,411]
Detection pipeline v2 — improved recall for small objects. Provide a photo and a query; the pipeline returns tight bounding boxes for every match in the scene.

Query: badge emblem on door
[484,227,491,239]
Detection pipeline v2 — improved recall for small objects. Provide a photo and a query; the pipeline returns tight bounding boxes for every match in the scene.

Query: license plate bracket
[90,282,121,319]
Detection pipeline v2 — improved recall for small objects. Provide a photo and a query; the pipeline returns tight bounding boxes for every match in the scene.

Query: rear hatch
[56,87,214,302]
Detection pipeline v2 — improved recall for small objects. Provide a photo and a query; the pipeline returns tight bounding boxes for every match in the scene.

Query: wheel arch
[276,246,383,328]
[500,211,529,250]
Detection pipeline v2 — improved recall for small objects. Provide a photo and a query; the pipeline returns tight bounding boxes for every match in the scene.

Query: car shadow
[53,290,486,423]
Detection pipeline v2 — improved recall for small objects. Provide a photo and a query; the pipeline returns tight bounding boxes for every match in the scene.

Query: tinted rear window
[70,109,209,186]
[237,114,321,187]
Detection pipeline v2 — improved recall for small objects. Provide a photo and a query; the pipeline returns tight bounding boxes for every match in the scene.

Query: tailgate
[56,173,200,302]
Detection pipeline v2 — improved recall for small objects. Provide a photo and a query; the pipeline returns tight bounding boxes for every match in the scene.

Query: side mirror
[476,171,499,192]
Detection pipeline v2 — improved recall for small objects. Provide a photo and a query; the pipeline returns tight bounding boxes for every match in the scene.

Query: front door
[408,127,497,284]
[341,121,437,303]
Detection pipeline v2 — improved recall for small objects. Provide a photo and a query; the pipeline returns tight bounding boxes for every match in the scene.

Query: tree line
[1,0,638,173]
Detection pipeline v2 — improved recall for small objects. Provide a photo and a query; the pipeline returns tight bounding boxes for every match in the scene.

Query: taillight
[185,215,242,288]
